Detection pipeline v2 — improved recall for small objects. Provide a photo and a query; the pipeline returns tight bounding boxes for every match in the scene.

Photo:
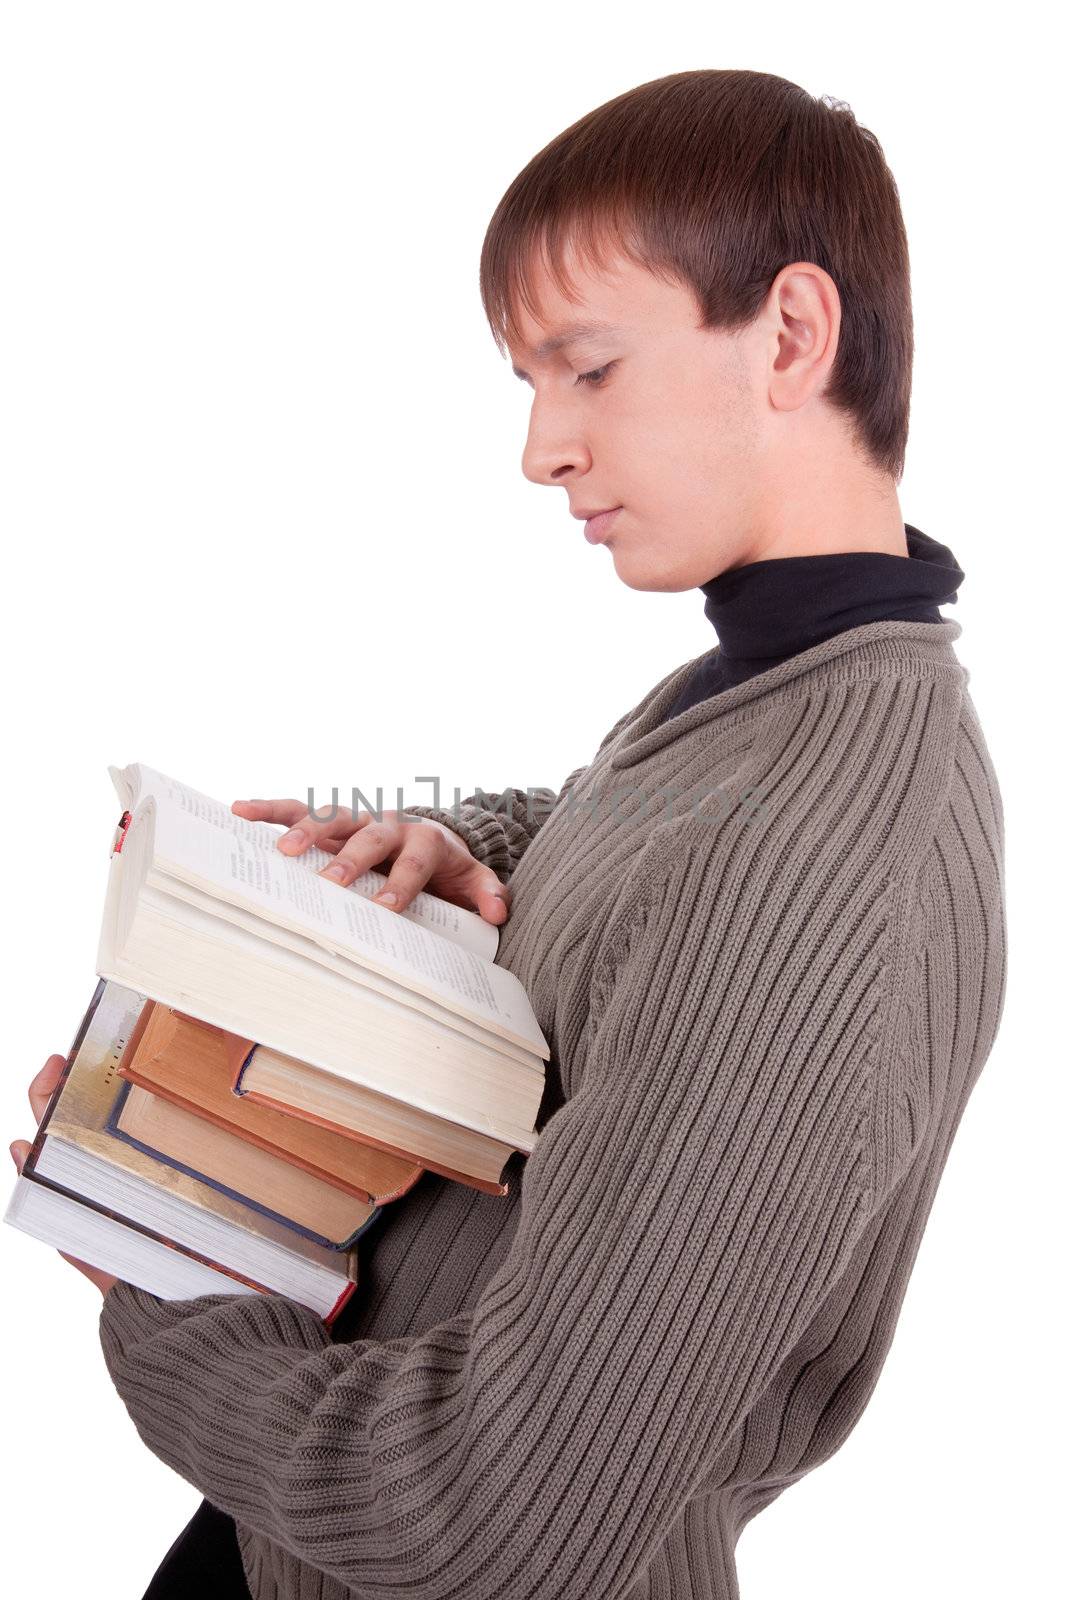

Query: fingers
[372,843,511,927]
[231,797,360,858]
[10,1054,65,1181]
[230,802,512,925]
[320,819,418,897]
[323,823,513,923]
[231,798,310,828]
[29,1054,66,1123]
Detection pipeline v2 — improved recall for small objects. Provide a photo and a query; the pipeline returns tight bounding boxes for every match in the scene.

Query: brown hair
[480,69,913,481]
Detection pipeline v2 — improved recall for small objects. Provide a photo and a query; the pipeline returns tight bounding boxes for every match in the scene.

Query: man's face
[507,240,770,591]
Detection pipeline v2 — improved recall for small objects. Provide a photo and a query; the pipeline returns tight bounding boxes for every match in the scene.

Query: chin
[609,545,693,593]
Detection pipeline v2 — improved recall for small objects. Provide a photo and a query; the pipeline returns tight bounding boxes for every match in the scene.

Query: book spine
[111,809,132,855]
[231,1042,258,1094]
[323,1277,359,1330]
[23,979,110,1174]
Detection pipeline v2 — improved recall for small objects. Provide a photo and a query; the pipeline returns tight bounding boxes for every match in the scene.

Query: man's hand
[231,798,512,924]
[9,1054,118,1298]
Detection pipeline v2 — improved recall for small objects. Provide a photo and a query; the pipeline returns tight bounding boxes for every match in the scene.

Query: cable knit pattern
[99,620,1007,1600]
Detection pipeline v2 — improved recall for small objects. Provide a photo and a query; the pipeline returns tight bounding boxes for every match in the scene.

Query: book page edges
[324,1279,358,1329]
[11,1167,276,1295]
[234,1073,511,1198]
[108,1082,382,1251]
[117,1058,423,1206]
[100,926,542,1153]
[154,852,548,1059]
[155,871,543,1070]
[114,1003,424,1206]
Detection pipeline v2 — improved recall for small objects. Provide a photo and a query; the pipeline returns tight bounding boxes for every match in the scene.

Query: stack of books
[5,763,550,1324]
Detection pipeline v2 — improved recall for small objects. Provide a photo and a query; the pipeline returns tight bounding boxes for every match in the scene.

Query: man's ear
[767,262,841,411]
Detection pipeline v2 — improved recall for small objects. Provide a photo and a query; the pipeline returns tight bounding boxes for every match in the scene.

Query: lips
[583,507,622,544]
[571,502,621,519]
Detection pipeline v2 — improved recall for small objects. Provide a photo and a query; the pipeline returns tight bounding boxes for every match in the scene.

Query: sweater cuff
[98,1280,253,1378]
[403,803,515,880]
[100,1280,193,1371]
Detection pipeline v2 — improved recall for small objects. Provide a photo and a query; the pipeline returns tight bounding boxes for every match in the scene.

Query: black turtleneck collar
[662,524,964,725]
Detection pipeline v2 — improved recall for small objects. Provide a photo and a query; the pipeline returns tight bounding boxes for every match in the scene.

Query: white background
[0,4,1059,1595]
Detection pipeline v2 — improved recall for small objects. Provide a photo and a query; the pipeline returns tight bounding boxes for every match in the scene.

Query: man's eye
[575,361,616,388]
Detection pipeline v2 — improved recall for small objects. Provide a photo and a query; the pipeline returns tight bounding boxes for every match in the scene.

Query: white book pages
[101,885,544,1150]
[34,1138,348,1311]
[109,762,499,962]
[115,792,548,1057]
[4,1176,262,1303]
[145,868,545,1072]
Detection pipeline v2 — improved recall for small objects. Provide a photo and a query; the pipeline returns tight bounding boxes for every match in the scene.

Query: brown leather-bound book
[122,1002,516,1198]
[113,1084,382,1250]
[118,1002,425,1205]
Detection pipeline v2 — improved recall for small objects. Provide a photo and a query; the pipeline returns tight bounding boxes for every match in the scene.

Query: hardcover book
[98,762,549,1188]
[3,979,366,1323]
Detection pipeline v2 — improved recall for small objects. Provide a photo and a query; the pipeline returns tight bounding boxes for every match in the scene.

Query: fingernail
[280,829,305,849]
[376,892,398,906]
[9,1143,19,1167]
[321,863,346,882]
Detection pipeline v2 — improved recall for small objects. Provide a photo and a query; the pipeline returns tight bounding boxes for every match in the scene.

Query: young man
[13,68,1007,1599]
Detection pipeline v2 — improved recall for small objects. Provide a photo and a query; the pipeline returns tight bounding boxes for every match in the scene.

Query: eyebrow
[510,320,623,380]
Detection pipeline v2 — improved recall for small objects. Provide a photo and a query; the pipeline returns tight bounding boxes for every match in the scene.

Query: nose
[521,398,592,488]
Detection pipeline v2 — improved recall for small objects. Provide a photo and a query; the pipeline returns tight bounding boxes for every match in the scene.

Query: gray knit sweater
[99,618,1007,1600]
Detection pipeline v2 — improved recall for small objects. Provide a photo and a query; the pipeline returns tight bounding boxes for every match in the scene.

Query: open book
[97,764,549,1175]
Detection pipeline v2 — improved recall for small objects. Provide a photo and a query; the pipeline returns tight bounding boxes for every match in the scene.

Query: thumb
[470,870,511,924]
[9,1140,30,1173]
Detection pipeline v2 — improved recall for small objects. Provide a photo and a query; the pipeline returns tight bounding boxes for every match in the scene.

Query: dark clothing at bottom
[143,1499,252,1599]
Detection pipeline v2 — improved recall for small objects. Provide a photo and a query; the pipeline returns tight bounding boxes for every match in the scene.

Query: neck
[718,458,906,575]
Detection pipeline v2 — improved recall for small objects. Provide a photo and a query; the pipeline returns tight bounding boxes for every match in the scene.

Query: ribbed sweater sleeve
[98,677,942,1600]
[402,773,580,884]
[402,707,647,882]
